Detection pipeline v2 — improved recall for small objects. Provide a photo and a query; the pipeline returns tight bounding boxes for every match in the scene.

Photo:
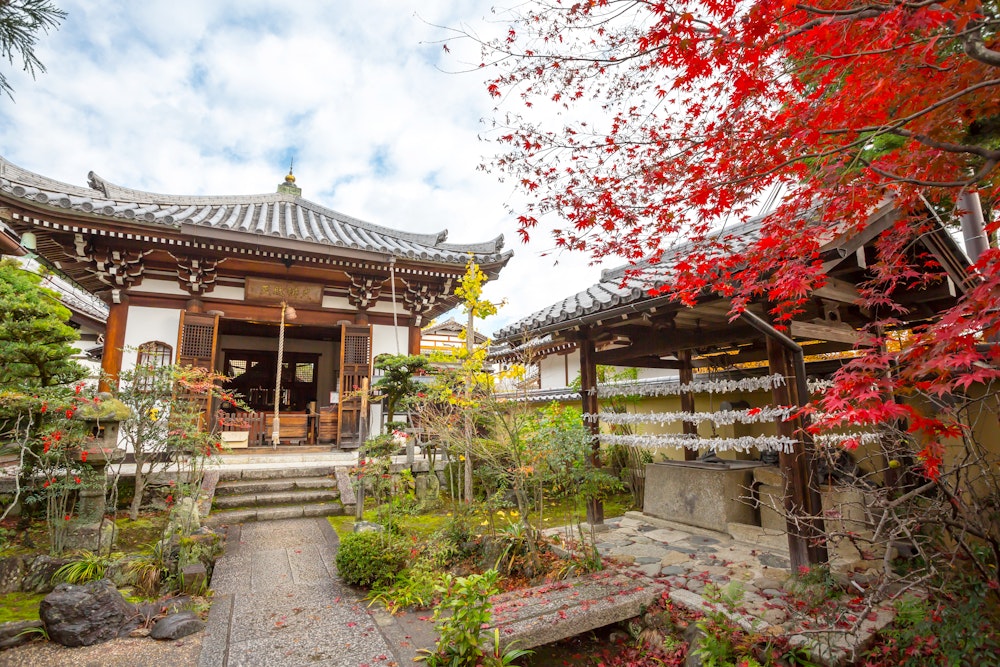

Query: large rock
[40,579,138,647]
[23,555,72,593]
[150,611,204,640]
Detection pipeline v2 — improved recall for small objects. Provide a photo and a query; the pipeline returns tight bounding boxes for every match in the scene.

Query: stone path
[198,518,399,667]
[195,511,894,667]
[545,512,896,666]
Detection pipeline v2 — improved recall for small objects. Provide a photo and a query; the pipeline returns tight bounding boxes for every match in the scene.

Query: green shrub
[335,531,409,589]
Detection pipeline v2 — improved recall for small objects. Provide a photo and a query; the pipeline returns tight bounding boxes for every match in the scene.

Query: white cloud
[0,0,612,336]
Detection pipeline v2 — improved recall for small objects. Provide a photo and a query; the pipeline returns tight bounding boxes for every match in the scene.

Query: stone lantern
[65,393,129,551]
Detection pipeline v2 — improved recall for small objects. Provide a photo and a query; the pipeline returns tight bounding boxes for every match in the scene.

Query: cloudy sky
[0,0,609,335]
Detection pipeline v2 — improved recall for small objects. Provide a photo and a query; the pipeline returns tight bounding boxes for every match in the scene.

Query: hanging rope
[272,301,287,448]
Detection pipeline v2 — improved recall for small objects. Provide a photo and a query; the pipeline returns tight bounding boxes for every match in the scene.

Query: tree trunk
[129,467,145,521]
[463,308,474,504]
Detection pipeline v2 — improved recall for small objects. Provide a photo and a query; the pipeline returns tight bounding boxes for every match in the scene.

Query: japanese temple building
[0,156,511,447]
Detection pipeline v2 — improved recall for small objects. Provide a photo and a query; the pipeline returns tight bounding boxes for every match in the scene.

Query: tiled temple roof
[0,156,511,267]
[494,216,768,341]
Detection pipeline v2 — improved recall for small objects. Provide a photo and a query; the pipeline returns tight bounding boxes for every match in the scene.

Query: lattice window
[180,322,214,359]
[137,341,172,368]
[344,334,370,365]
[227,359,248,378]
[295,363,314,383]
[135,341,172,391]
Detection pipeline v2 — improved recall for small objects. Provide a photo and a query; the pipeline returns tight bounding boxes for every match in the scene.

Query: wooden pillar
[767,337,828,569]
[355,308,369,325]
[678,350,699,461]
[408,325,421,356]
[99,294,129,393]
[579,332,604,525]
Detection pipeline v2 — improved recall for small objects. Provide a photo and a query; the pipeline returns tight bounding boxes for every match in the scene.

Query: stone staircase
[204,465,356,526]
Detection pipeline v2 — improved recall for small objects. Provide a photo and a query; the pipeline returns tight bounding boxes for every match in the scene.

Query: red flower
[40,402,47,414]
[53,431,61,441]
[43,480,50,488]
[80,451,88,462]
[74,477,81,485]
[64,515,71,521]
[65,409,74,419]
[166,494,173,504]
[43,443,50,453]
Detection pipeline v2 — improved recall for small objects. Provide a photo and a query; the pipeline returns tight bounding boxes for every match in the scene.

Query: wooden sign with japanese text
[245,277,323,306]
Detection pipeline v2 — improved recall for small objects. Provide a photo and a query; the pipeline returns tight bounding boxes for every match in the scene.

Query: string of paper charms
[596,373,787,398]
[599,433,797,454]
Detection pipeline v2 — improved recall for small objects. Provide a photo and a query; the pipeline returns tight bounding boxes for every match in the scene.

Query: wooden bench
[217,410,310,446]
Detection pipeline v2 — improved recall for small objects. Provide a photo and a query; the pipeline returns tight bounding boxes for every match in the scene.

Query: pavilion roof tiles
[0,156,511,267]
[495,206,971,344]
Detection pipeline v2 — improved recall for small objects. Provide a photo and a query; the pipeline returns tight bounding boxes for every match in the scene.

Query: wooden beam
[813,277,861,304]
[594,324,762,364]
[790,320,861,345]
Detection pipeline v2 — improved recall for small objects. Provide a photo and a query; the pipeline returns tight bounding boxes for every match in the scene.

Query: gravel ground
[0,634,203,666]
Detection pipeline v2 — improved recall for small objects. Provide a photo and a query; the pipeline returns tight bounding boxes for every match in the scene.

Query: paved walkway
[198,518,402,667]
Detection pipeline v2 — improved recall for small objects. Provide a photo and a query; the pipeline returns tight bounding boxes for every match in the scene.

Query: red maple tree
[479,1,1000,483]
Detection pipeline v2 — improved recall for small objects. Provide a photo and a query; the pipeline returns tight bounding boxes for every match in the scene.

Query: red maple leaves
[479,1,1000,480]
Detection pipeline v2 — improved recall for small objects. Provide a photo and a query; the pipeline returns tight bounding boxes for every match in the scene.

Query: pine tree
[0,259,86,388]
[0,0,65,99]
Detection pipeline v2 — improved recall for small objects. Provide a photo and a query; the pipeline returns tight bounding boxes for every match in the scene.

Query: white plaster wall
[133,280,244,302]
[321,294,406,315]
[636,367,679,381]
[372,323,407,359]
[540,353,575,389]
[122,306,181,373]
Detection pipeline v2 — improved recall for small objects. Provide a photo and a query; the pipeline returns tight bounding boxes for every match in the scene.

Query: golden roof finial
[285,158,296,184]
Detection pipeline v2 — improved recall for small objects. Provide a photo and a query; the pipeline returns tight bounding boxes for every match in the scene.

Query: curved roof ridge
[439,234,505,255]
[1,155,512,266]
[1,155,102,199]
[85,170,450,247]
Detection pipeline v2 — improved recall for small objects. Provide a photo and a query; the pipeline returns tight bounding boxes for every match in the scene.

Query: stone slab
[643,528,692,544]
[489,572,665,651]
[644,462,759,533]
[335,467,356,505]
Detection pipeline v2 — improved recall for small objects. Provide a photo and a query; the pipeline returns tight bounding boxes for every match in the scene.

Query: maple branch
[822,77,1000,137]
[888,129,1000,161]
[861,158,998,188]
[795,1,940,17]
[964,22,1000,68]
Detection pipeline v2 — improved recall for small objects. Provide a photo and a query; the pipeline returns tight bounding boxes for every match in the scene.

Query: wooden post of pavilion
[578,330,604,526]
[98,293,129,393]
[765,336,829,569]
[677,350,699,461]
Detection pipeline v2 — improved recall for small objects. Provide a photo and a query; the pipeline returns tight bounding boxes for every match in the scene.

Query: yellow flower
[148,408,159,421]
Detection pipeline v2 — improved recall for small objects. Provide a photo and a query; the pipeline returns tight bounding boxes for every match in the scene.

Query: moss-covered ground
[0,591,46,623]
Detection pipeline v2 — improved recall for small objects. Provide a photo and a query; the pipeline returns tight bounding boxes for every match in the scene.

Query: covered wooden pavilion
[493,202,972,568]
